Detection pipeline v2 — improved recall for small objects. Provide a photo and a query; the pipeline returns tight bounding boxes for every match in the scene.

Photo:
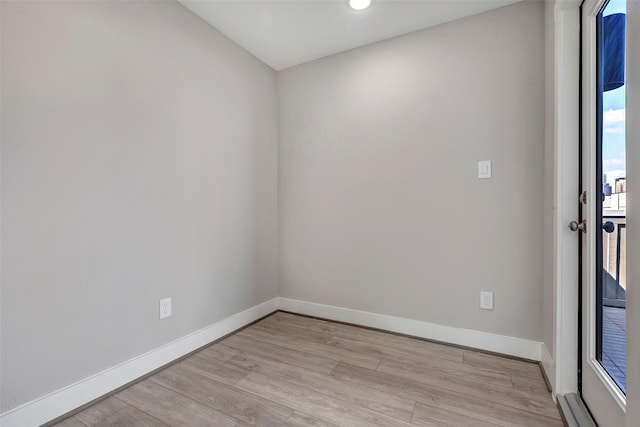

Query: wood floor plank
[221,333,339,374]
[271,311,319,328]
[197,343,241,362]
[150,364,293,427]
[53,418,87,427]
[377,358,557,418]
[90,406,169,427]
[377,357,513,390]
[73,396,128,426]
[235,372,414,427]
[283,411,339,427]
[328,335,509,385]
[116,379,237,427]
[310,320,464,363]
[511,373,551,395]
[463,350,543,379]
[229,352,415,421]
[330,362,562,427]
[384,352,512,387]
[253,319,333,343]
[238,326,381,369]
[176,350,250,385]
[256,315,315,332]
[411,402,502,427]
[53,313,561,427]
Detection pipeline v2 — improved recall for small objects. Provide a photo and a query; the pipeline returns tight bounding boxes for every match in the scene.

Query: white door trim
[624,4,640,426]
[549,0,581,398]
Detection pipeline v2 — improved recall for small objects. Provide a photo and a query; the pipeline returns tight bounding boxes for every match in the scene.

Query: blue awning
[603,13,626,92]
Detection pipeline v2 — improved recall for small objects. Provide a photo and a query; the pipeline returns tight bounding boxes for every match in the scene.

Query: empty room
[1,0,638,426]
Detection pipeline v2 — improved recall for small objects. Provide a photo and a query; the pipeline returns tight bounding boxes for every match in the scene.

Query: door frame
[580,1,627,424]
[548,1,639,425]
[546,0,581,398]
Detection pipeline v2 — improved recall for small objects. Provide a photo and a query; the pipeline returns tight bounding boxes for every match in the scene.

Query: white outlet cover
[159,297,172,319]
[480,291,494,310]
[478,160,492,179]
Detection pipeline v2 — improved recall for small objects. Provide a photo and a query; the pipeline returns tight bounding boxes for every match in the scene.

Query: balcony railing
[603,216,626,308]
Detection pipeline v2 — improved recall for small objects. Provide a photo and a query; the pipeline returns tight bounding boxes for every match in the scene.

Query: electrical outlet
[159,297,172,319]
[480,291,494,310]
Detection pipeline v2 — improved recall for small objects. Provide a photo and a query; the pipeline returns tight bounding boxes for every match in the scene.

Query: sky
[602,0,626,188]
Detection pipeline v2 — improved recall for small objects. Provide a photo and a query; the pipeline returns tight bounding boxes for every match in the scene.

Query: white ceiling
[179,0,522,71]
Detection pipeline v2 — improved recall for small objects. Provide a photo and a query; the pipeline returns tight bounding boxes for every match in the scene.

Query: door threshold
[558,393,598,427]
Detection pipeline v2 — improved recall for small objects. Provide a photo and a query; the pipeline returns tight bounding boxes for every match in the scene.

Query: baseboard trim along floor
[278,298,543,361]
[2,297,545,426]
[0,298,279,427]
[52,311,561,426]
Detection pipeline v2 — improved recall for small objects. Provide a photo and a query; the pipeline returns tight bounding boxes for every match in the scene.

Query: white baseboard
[2,296,545,426]
[540,343,556,399]
[278,298,542,361]
[0,298,279,427]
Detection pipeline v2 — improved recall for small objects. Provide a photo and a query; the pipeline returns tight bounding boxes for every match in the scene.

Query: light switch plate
[478,160,492,179]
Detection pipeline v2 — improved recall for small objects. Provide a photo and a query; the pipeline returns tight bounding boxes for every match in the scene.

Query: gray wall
[278,1,545,340]
[1,0,278,412]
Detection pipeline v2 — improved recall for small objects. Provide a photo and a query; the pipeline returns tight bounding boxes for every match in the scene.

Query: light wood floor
[53,311,562,427]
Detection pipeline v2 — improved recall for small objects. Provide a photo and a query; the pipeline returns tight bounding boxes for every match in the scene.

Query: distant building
[603,174,612,196]
[615,177,626,194]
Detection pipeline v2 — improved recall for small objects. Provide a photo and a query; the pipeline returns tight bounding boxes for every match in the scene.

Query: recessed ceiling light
[349,0,372,11]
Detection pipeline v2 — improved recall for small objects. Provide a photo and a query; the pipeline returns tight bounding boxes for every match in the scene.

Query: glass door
[581,0,627,424]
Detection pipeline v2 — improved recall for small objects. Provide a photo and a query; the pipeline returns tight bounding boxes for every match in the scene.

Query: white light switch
[478,160,492,179]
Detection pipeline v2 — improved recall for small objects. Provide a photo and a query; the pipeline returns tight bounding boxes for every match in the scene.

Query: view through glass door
[581,0,627,424]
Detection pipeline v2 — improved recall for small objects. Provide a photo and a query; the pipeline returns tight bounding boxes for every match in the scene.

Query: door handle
[569,220,587,233]
[603,221,615,233]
